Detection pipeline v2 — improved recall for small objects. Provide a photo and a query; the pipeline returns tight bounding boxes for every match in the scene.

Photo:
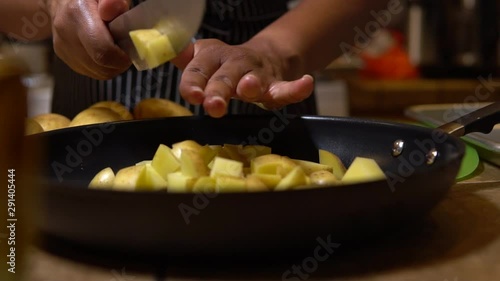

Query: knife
[109,0,206,71]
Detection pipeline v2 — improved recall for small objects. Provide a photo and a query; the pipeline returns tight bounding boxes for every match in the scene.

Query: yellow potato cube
[310,170,339,186]
[89,167,115,189]
[210,157,243,178]
[167,172,196,193]
[293,159,333,175]
[319,149,346,180]
[245,175,269,192]
[342,157,386,184]
[250,173,282,189]
[251,154,297,176]
[151,144,180,180]
[215,176,247,193]
[192,176,217,193]
[275,166,308,191]
[129,29,177,69]
[180,149,209,178]
[136,164,168,191]
[113,165,143,191]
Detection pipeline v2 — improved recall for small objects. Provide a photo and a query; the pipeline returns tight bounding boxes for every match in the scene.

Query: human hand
[175,39,314,118]
[46,0,131,80]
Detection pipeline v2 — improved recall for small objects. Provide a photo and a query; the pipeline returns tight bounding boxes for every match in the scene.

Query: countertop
[24,163,500,281]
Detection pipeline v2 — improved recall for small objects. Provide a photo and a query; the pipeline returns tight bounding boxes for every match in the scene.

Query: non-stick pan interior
[33,114,465,257]
[39,115,463,185]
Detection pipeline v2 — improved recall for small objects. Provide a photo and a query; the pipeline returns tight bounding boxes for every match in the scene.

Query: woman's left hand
[174,39,314,118]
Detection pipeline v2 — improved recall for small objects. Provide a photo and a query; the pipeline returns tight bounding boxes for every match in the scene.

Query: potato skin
[25,118,44,135]
[69,107,122,127]
[133,98,193,119]
[33,113,71,131]
[90,101,133,120]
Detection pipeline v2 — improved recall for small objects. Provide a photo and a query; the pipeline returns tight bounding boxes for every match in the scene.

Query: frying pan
[32,102,499,258]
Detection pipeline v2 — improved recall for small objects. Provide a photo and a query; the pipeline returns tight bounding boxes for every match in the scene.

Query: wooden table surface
[24,163,500,281]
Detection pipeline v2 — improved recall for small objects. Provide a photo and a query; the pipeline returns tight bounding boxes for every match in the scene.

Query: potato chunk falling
[129,29,177,69]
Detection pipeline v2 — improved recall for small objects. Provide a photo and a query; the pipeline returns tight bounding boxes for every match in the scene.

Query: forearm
[0,0,52,42]
[247,0,396,79]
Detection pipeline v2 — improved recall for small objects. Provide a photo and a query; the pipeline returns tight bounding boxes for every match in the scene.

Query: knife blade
[109,0,205,71]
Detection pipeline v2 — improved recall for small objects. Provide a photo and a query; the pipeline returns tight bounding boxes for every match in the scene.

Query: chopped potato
[88,141,386,192]
[319,149,347,180]
[129,29,177,69]
[89,167,115,189]
[342,157,386,184]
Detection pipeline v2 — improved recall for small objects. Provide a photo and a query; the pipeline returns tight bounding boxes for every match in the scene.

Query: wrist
[243,35,306,81]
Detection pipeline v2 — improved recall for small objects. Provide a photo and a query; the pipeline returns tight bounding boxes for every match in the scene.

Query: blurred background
[1,0,499,119]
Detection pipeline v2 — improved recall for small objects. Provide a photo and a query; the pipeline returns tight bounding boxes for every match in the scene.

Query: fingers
[178,41,222,106]
[262,75,315,109]
[202,62,255,118]
[235,74,265,102]
[98,0,130,22]
[178,39,314,117]
[80,4,131,78]
[51,0,131,80]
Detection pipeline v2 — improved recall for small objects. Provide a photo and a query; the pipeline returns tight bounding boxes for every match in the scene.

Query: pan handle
[439,102,500,137]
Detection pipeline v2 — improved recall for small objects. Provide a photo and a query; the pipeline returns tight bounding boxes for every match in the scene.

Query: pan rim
[33,115,466,196]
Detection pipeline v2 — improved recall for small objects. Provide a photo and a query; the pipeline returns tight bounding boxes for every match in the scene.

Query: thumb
[264,75,315,108]
[98,0,130,22]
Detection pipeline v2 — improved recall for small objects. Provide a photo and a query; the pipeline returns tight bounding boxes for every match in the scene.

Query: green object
[456,144,480,181]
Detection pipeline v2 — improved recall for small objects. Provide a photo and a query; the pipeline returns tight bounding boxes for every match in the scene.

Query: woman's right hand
[46,0,131,80]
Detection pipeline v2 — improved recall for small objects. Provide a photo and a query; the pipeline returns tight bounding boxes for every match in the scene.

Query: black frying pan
[32,102,499,258]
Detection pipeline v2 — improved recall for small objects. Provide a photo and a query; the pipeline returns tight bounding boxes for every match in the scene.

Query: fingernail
[206,96,227,118]
[302,74,314,82]
[190,86,204,104]
[238,74,262,100]
[208,95,226,106]
[191,86,203,94]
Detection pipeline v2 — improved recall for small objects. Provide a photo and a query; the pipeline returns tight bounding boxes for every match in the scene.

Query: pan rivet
[426,149,438,165]
[392,140,405,157]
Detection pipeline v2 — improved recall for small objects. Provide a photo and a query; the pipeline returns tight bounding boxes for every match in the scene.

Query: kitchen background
[1,0,499,118]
